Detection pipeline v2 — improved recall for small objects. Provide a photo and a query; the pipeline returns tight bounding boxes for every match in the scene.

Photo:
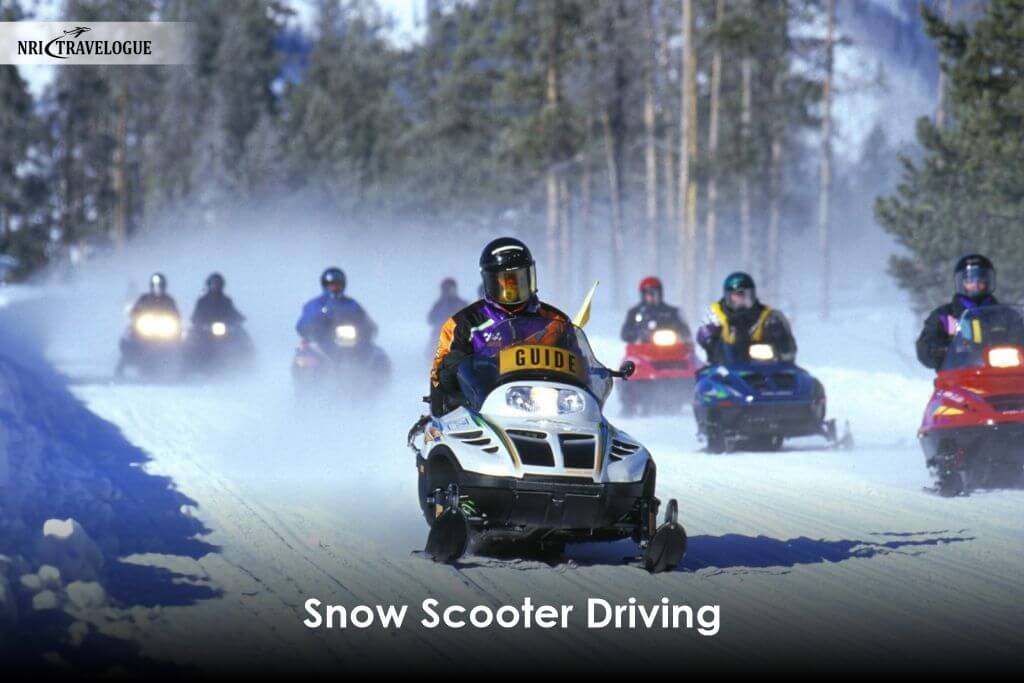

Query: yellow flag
[573,281,599,328]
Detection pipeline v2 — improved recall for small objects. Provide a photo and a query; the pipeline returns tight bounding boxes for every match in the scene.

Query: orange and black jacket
[429,297,568,415]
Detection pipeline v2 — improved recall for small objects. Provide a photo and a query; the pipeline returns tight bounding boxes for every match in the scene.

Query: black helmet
[723,271,756,311]
[954,254,996,302]
[440,277,457,297]
[206,272,225,293]
[149,272,167,296]
[321,267,346,298]
[479,237,537,308]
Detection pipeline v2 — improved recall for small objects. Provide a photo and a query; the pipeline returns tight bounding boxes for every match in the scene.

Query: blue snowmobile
[693,342,850,453]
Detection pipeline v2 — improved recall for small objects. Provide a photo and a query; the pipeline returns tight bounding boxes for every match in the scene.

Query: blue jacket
[296,294,376,342]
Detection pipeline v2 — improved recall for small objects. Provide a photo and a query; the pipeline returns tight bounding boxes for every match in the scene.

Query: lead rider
[430,237,569,416]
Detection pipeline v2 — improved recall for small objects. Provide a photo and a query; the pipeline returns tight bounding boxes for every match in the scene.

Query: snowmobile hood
[697,360,814,404]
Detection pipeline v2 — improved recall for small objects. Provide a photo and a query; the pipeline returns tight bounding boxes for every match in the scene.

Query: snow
[3,228,1024,671]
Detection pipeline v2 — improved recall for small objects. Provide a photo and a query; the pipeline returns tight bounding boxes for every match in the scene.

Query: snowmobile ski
[424,483,470,564]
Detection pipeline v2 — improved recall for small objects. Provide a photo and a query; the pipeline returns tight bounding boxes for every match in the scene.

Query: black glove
[437,349,469,393]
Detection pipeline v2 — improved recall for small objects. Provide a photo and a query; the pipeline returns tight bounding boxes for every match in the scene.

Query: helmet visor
[483,265,535,306]
[726,288,754,311]
[642,287,662,305]
[956,264,995,299]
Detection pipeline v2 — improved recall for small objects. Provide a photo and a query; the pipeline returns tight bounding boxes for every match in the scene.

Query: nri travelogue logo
[18,25,153,59]
[0,22,192,65]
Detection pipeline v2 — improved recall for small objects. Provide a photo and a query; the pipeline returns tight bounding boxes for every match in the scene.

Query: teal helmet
[723,272,756,311]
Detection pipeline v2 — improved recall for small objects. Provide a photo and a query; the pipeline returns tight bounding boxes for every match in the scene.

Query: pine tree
[876,0,1024,310]
[285,0,404,212]
[0,0,49,277]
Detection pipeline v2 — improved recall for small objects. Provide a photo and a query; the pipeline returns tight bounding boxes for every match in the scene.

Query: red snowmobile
[619,325,700,415]
[919,305,1024,496]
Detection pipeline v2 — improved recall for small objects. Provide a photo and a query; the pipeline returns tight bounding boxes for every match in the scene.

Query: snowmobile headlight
[505,386,585,415]
[135,313,180,339]
[652,329,678,346]
[335,324,358,345]
[557,389,586,414]
[749,344,775,361]
[988,346,1021,368]
[211,321,227,337]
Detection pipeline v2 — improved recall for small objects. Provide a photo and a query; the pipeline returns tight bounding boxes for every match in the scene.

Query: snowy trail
[52,310,1024,671]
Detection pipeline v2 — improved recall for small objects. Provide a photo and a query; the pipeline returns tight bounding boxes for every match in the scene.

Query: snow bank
[0,299,215,674]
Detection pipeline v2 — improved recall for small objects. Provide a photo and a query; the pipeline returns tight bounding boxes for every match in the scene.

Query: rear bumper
[695,401,823,438]
[920,422,1024,461]
[455,470,651,531]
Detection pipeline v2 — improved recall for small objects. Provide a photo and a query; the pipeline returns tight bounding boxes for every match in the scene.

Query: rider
[117,273,180,376]
[916,254,999,371]
[191,273,245,330]
[428,278,467,333]
[620,276,691,343]
[430,237,569,416]
[696,272,796,365]
[129,272,179,317]
[296,267,377,345]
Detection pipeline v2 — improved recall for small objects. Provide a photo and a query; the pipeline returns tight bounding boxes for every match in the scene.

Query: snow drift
[0,296,212,675]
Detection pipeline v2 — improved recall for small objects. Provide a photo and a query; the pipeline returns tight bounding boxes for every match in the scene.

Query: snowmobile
[919,305,1024,496]
[183,319,254,376]
[693,341,848,453]
[408,315,687,572]
[619,324,700,415]
[291,313,391,396]
[116,307,183,379]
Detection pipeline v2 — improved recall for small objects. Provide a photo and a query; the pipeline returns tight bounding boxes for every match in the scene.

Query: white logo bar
[0,22,194,65]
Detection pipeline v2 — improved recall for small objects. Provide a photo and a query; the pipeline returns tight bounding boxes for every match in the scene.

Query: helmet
[321,267,346,298]
[149,272,167,296]
[206,272,225,293]
[954,254,996,302]
[639,276,663,305]
[723,272,756,311]
[440,277,457,297]
[479,237,537,309]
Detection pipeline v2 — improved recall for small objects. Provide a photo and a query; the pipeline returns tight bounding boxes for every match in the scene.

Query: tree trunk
[642,0,659,270]
[604,0,628,306]
[659,13,677,285]
[817,0,834,319]
[739,56,753,271]
[935,0,952,128]
[602,109,624,303]
[579,119,594,297]
[765,71,783,302]
[679,0,698,316]
[112,86,129,252]
[558,175,572,301]
[545,1,563,298]
[703,0,724,304]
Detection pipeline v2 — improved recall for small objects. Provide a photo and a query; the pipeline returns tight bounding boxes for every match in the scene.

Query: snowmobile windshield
[942,305,1024,371]
[455,318,613,410]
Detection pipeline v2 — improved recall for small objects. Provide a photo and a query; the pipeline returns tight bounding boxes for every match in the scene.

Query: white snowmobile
[408,300,687,572]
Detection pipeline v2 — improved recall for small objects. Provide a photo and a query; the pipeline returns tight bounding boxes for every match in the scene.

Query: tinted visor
[641,287,662,305]
[726,289,754,311]
[483,265,536,306]
[956,264,995,298]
